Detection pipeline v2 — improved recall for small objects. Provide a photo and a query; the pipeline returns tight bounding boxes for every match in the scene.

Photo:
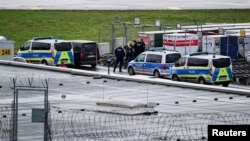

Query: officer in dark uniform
[134,39,141,58]
[125,41,134,62]
[139,38,145,53]
[113,44,125,72]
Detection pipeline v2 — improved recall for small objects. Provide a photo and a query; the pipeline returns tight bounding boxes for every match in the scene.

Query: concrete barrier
[0,60,249,95]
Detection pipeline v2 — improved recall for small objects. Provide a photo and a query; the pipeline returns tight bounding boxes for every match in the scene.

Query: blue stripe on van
[212,68,219,82]
[212,67,232,82]
[143,63,174,74]
[54,52,61,64]
[174,69,210,75]
[17,52,52,58]
[54,51,74,64]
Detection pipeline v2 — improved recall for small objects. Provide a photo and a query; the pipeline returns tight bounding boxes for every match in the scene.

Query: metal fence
[0,77,50,141]
[98,22,181,54]
[0,105,12,141]
[49,107,250,141]
[97,19,209,56]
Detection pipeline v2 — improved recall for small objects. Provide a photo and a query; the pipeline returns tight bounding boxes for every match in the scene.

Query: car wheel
[42,60,48,65]
[199,77,206,84]
[154,70,160,78]
[91,64,96,68]
[172,74,179,81]
[222,82,230,87]
[128,67,135,75]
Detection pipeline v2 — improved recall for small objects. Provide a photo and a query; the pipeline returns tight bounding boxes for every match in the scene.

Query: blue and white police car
[127,50,181,78]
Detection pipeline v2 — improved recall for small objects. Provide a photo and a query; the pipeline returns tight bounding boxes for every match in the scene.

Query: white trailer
[202,35,228,54]
[243,35,250,62]
[0,36,14,61]
[163,33,199,55]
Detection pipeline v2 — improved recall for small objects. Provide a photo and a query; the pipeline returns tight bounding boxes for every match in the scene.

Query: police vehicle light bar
[32,36,53,40]
[190,52,209,56]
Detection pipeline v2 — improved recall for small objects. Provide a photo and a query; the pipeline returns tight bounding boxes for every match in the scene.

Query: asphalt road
[1,0,250,10]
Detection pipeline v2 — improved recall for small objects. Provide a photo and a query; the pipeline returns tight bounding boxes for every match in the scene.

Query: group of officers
[113,39,145,72]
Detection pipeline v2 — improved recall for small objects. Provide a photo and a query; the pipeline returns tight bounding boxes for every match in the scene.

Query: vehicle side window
[175,57,186,67]
[166,53,181,63]
[146,54,162,63]
[20,41,31,51]
[187,58,208,67]
[137,54,146,62]
[153,55,162,63]
[32,42,51,50]
[146,54,153,62]
[55,42,72,51]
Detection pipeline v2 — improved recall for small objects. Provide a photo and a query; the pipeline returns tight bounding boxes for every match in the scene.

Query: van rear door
[72,42,99,67]
[80,43,98,63]
[212,58,232,82]
[54,42,73,65]
[165,53,181,74]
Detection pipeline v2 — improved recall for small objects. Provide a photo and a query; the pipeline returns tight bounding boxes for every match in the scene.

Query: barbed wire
[1,103,250,141]
[48,107,250,141]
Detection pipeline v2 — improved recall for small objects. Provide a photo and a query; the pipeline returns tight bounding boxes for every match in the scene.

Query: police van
[171,52,233,87]
[17,37,74,66]
[127,50,181,78]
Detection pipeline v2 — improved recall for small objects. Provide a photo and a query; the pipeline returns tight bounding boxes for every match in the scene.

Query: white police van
[171,52,233,87]
[127,50,181,78]
[17,37,74,66]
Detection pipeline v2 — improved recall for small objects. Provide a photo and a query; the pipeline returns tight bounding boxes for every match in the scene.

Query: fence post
[124,23,128,46]
[110,23,115,54]
[44,79,49,141]
[98,28,101,43]
[12,78,17,141]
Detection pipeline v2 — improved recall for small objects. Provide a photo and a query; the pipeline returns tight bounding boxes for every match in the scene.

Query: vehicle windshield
[166,53,181,63]
[55,42,72,51]
[212,58,231,68]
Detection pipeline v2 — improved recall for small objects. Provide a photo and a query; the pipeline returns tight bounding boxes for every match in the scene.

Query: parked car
[171,52,233,87]
[127,50,181,78]
[13,56,27,63]
[71,40,100,68]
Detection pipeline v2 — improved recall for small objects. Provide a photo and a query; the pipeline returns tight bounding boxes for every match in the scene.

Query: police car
[17,37,74,66]
[171,52,233,87]
[127,50,181,78]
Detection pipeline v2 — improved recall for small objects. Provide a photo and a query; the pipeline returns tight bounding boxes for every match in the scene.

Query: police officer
[134,39,141,58]
[113,44,125,72]
[126,41,134,62]
[139,38,145,53]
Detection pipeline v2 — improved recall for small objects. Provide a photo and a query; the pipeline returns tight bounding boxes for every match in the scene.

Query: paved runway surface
[1,64,250,114]
[1,64,250,140]
[1,0,250,10]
